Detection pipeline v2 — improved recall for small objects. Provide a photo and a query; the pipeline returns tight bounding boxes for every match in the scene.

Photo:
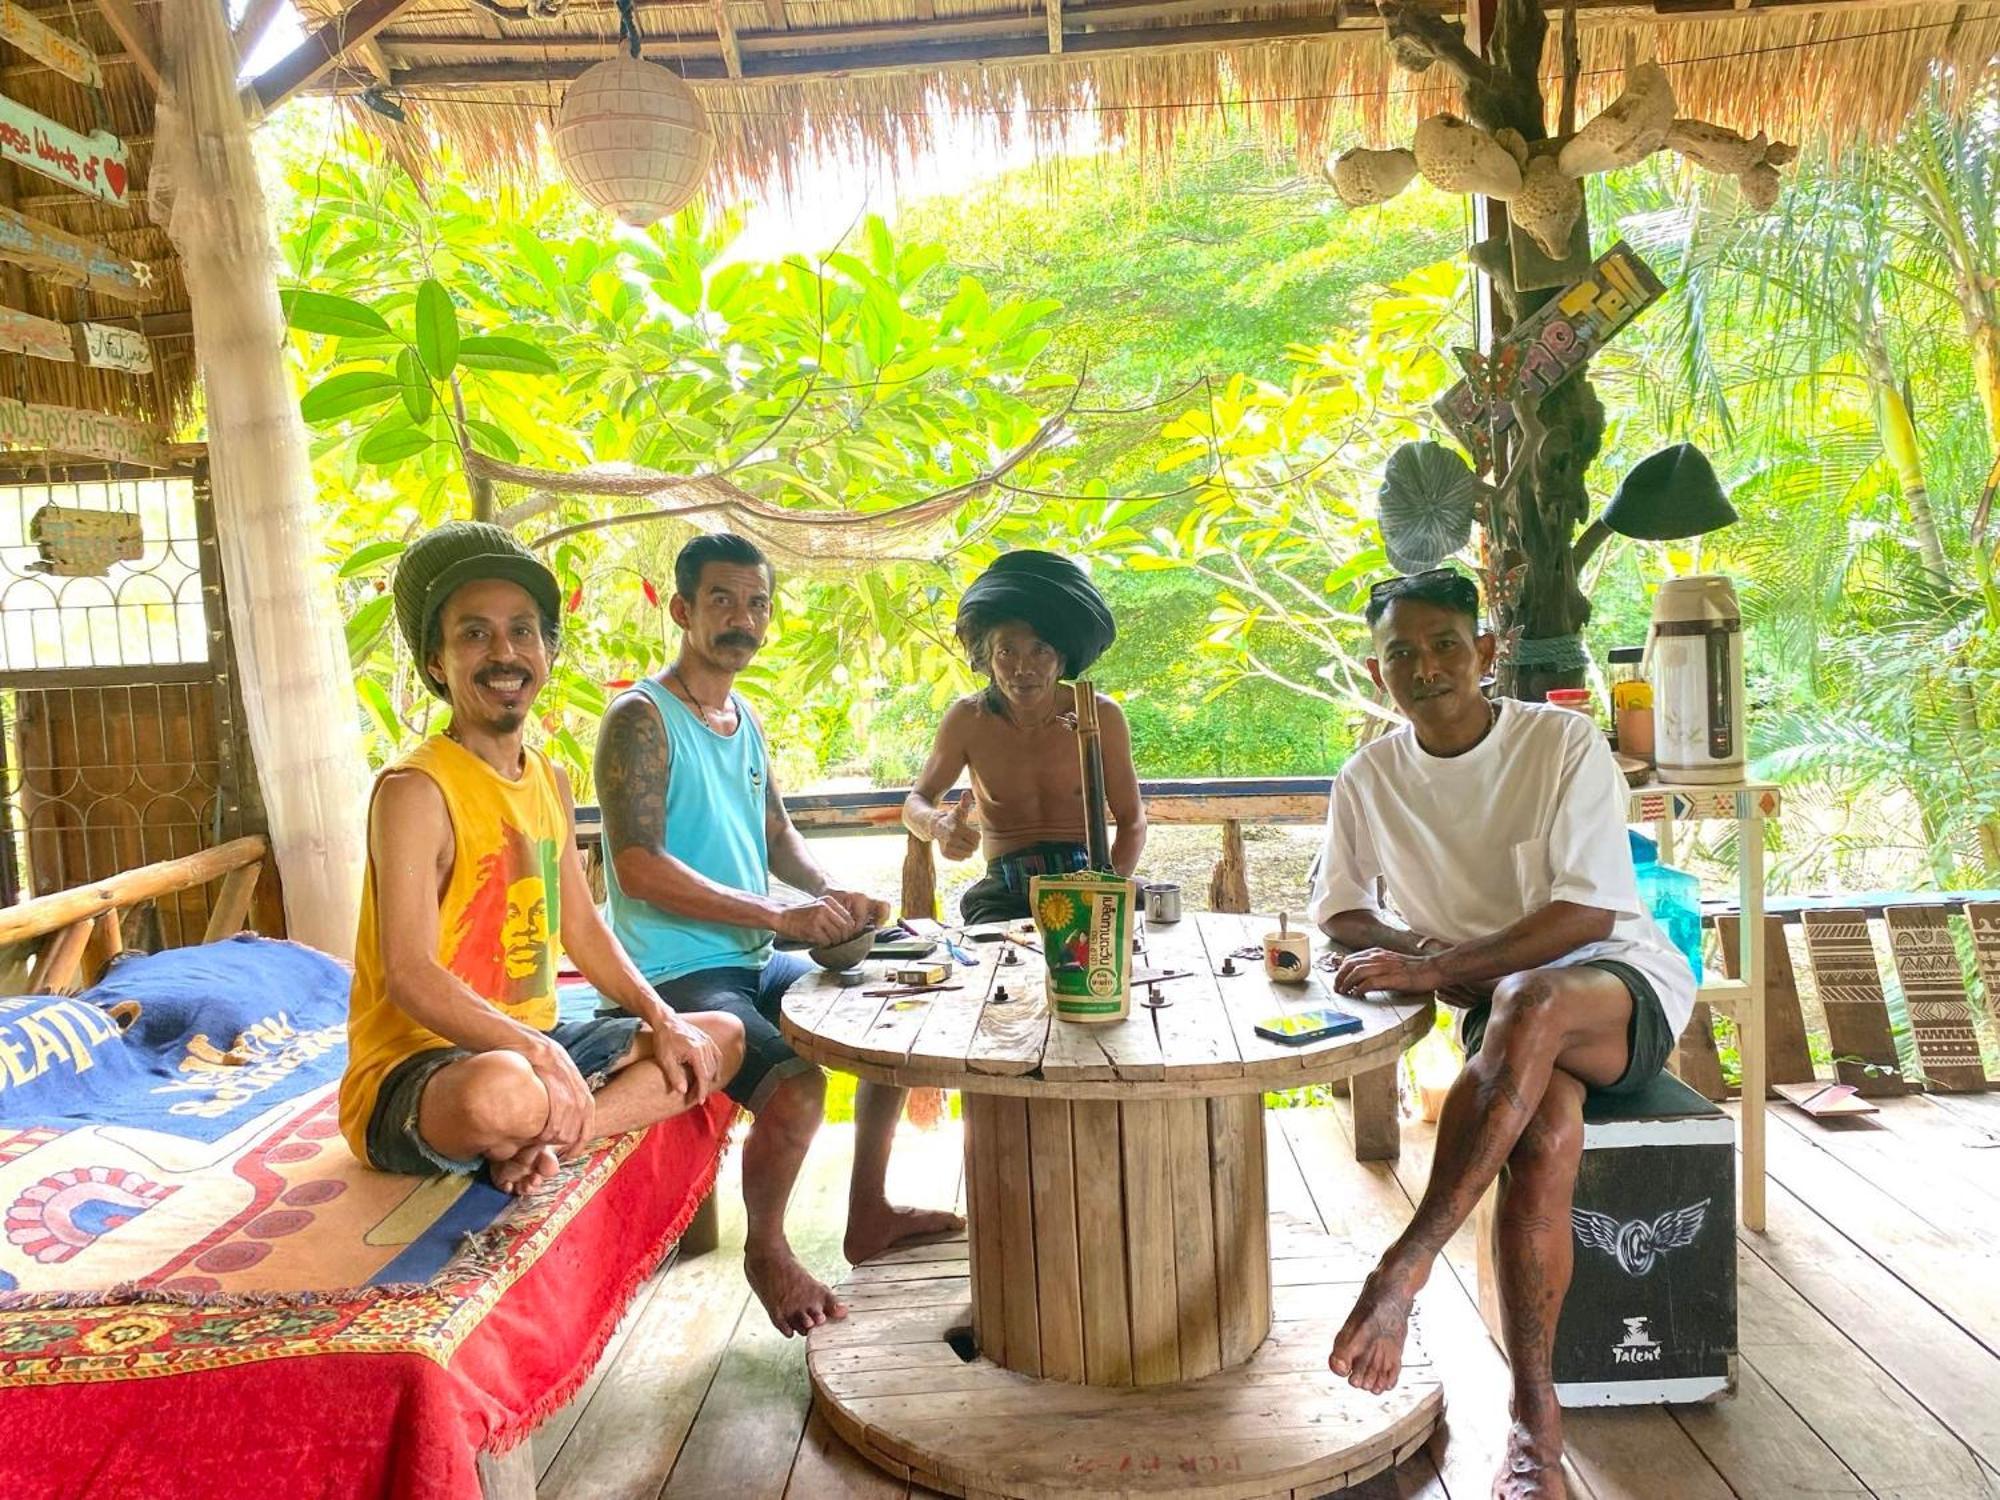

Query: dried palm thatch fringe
[324,2,2000,197]
[469,391,1072,563]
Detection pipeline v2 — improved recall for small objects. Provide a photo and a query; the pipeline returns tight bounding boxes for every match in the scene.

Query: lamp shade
[1605,443,1738,540]
[553,55,714,227]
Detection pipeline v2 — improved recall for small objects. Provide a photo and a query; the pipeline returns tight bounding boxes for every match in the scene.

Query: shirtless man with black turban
[902,551,1146,923]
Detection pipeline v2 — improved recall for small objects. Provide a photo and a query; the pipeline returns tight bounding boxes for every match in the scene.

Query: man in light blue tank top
[597,535,962,1337]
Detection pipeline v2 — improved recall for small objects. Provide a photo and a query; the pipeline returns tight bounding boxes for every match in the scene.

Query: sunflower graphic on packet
[1029,869,1134,1023]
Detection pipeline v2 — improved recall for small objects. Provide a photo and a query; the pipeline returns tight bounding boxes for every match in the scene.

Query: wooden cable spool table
[781,909,1441,1499]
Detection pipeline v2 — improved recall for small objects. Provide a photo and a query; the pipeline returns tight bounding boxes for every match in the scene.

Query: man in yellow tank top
[339,522,745,1196]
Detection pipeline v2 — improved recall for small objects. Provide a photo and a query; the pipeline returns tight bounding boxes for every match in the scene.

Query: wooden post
[1208,819,1250,914]
[155,0,370,958]
[900,832,938,923]
[1738,809,1766,1232]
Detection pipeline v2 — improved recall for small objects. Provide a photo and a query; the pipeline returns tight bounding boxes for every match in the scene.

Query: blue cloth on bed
[0,934,349,1140]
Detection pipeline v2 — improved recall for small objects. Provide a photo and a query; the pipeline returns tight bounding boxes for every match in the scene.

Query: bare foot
[746,1242,848,1337]
[1493,1410,1567,1500]
[1328,1257,1426,1393]
[843,1201,965,1265]
[489,1144,560,1196]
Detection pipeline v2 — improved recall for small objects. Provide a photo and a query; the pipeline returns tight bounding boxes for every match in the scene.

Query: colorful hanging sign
[0,206,151,302]
[1435,239,1665,463]
[0,94,129,207]
[0,396,170,468]
[0,1,101,88]
[0,304,74,363]
[73,321,151,373]
[28,502,142,575]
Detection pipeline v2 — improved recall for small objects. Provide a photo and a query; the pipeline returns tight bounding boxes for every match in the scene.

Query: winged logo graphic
[1571,1199,1709,1276]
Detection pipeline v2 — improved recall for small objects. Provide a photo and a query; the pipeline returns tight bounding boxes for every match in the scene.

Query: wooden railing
[0,836,268,996]
[576,776,1334,918]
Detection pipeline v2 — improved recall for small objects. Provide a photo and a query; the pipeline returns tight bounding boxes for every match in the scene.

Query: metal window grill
[0,464,242,949]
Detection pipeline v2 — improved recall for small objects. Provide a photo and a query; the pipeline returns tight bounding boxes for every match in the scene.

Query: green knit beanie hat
[393,521,561,699]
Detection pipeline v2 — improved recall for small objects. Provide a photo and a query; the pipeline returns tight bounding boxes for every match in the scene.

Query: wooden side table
[1629,781,1780,1233]
[782,910,1440,1499]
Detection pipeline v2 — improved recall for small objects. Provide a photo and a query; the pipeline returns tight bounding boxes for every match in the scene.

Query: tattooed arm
[596,689,853,946]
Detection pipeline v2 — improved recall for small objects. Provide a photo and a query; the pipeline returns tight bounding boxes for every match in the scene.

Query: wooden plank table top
[780,909,1434,1100]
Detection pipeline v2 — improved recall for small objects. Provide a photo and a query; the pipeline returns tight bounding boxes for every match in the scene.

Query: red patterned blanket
[0,1085,735,1500]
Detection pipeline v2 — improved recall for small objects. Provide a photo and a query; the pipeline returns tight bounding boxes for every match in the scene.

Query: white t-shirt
[1307,699,1695,1037]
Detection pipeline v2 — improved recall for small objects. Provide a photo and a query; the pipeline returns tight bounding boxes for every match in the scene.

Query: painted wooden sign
[0,206,150,302]
[1436,240,1665,464]
[0,93,129,207]
[0,304,73,363]
[73,321,150,373]
[0,1,101,88]
[0,396,170,468]
[28,502,142,576]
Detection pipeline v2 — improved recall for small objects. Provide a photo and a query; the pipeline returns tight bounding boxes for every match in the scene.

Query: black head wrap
[954,551,1116,679]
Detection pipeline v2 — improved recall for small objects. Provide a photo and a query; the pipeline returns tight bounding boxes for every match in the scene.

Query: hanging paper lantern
[553,54,715,228]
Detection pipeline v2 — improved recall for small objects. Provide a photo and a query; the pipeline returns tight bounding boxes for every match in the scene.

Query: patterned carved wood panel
[1883,907,1989,1093]
[1799,910,1909,1096]
[1967,902,2000,1023]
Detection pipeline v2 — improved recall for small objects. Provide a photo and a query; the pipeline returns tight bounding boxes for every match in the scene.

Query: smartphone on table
[1253,1007,1364,1045]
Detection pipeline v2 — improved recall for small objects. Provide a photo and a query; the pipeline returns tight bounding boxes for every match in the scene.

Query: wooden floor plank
[1735,1253,1991,1498]
[538,1233,750,1500]
[1670,1359,1868,1498]
[1738,1164,2000,1476]
[1753,1103,2000,1358]
[660,1116,856,1500]
[781,1404,910,1499]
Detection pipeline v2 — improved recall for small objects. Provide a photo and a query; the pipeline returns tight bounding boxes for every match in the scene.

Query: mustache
[715,631,760,649]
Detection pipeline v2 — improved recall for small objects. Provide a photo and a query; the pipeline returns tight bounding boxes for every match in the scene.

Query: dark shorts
[1457,959,1675,1098]
[651,950,814,1111]
[960,841,1090,925]
[365,1015,645,1177]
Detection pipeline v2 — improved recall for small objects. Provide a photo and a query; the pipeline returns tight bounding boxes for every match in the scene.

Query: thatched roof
[272,0,2000,191]
[0,2,193,460]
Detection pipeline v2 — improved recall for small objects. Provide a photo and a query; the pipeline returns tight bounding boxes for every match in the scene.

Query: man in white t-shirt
[1309,569,1694,1500]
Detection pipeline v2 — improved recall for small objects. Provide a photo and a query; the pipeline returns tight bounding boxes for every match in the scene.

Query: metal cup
[1143,882,1183,923]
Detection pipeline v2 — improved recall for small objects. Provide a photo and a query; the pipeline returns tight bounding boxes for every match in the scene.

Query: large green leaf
[396,349,434,423]
[458,336,560,375]
[300,370,401,423]
[414,279,460,378]
[282,289,393,339]
[346,594,394,666]
[339,539,407,577]
[358,423,435,466]
[463,417,521,462]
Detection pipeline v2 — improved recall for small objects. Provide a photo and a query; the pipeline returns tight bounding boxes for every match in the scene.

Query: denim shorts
[650,950,814,1112]
[1457,959,1674,1098]
[364,1015,644,1176]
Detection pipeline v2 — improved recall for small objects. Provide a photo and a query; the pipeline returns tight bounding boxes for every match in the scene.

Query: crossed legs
[417,1012,747,1196]
[1329,965,1632,1499]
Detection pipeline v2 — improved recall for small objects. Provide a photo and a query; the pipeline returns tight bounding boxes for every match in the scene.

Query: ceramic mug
[1143,882,1183,923]
[1262,929,1312,983]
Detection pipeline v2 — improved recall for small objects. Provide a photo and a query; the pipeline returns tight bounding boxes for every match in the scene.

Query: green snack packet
[1029,870,1134,1023]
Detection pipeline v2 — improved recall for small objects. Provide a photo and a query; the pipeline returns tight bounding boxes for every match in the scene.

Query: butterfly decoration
[1454,343,1527,405]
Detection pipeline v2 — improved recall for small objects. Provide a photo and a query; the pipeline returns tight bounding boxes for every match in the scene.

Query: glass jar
[1608,645,1654,758]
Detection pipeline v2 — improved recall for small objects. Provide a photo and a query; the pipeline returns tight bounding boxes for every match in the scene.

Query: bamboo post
[153,0,370,959]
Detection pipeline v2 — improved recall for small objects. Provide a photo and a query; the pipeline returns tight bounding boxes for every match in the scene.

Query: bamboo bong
[1074,679,1113,872]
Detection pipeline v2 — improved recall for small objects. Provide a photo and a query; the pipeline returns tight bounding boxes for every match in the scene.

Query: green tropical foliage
[272,97,2000,890]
